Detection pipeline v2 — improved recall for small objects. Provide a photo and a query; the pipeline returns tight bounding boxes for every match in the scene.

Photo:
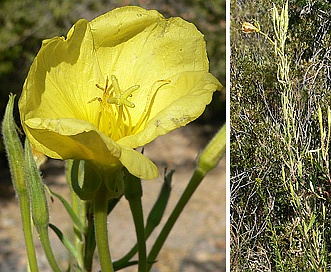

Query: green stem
[129,200,147,272]
[147,169,205,271]
[84,215,96,272]
[124,173,147,272]
[114,171,173,270]
[67,160,87,271]
[38,227,61,272]
[258,30,284,57]
[94,183,114,272]
[19,193,39,271]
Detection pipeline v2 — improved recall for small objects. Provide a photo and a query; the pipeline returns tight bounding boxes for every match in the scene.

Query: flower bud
[242,22,259,33]
[197,124,226,174]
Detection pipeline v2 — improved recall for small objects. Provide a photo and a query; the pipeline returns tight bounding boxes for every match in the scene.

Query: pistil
[89,75,139,141]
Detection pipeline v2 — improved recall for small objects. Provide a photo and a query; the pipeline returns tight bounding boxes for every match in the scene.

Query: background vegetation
[231,0,331,271]
[0,0,226,165]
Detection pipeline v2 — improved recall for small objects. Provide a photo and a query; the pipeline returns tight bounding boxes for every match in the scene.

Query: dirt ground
[0,124,226,272]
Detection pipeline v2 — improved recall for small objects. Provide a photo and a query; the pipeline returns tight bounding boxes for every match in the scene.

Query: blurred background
[0,1,226,271]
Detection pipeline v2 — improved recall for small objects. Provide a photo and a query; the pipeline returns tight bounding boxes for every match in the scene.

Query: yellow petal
[90,7,210,124]
[119,145,158,179]
[24,118,158,179]
[24,118,120,164]
[117,71,222,148]
[19,19,102,123]
[90,6,162,49]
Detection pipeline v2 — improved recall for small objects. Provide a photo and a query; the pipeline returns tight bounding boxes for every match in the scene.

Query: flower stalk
[94,183,114,272]
[124,170,147,272]
[242,2,289,84]
[147,126,226,271]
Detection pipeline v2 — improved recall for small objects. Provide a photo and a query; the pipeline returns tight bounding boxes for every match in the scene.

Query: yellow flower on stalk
[19,6,221,180]
[242,22,259,33]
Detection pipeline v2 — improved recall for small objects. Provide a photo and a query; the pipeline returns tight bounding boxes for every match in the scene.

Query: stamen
[88,75,140,141]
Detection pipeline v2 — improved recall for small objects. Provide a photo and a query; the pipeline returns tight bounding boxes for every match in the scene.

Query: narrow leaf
[50,189,86,233]
[145,169,173,235]
[49,223,78,259]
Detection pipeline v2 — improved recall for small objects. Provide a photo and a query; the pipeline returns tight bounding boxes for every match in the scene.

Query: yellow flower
[242,22,259,33]
[19,6,221,180]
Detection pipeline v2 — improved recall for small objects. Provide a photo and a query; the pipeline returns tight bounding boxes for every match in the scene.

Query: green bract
[19,6,221,180]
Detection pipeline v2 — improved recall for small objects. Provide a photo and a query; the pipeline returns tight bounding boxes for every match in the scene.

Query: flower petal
[19,19,102,124]
[89,7,210,124]
[118,145,158,179]
[24,118,120,163]
[90,6,162,49]
[24,118,158,179]
[117,71,222,148]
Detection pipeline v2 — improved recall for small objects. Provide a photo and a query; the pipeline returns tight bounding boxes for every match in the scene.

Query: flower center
[89,75,171,142]
[89,75,139,141]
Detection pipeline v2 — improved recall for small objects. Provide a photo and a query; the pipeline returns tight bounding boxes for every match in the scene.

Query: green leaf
[49,223,78,259]
[145,169,173,236]
[50,189,86,234]
[307,214,316,233]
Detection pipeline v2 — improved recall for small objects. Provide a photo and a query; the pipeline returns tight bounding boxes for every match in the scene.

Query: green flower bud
[197,124,226,174]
